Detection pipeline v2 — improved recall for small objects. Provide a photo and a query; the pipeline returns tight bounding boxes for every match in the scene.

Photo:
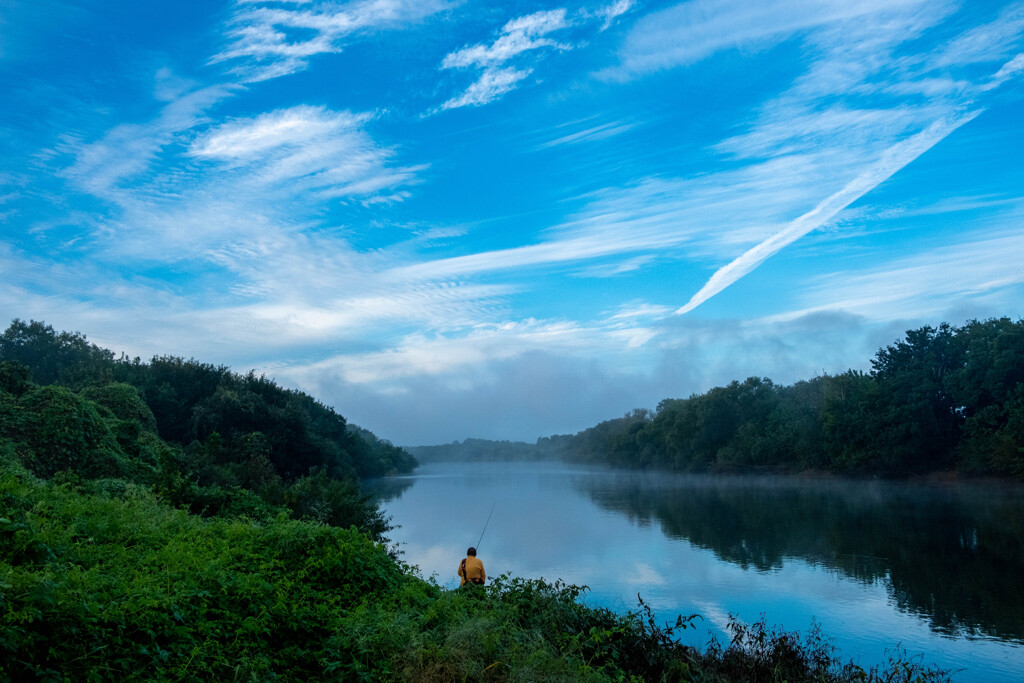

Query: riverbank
[1,453,955,682]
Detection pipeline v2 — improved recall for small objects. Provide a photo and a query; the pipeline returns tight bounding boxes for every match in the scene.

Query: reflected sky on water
[365,461,1024,682]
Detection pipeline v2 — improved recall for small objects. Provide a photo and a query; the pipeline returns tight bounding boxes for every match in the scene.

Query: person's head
[467,547,477,557]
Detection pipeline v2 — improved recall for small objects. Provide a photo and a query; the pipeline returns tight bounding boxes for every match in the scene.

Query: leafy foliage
[0,458,407,681]
[0,319,418,541]
[545,318,1024,478]
[1,385,126,479]
[0,320,417,483]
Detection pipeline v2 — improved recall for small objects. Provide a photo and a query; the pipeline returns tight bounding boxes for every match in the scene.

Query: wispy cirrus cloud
[792,226,1024,322]
[594,0,634,31]
[673,6,1024,315]
[601,0,942,81]
[439,9,571,110]
[213,0,452,82]
[437,1,635,111]
[57,98,422,262]
[188,105,422,202]
[385,153,848,282]
[439,66,535,110]
[934,2,1024,68]
[413,0,1024,321]
[442,10,571,69]
[572,0,1024,316]
[536,119,636,148]
[59,84,236,200]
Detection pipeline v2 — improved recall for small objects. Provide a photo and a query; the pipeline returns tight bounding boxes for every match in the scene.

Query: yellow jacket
[458,556,486,586]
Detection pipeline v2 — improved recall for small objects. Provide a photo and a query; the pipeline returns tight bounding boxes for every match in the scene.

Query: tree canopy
[0,319,417,541]
[542,318,1024,478]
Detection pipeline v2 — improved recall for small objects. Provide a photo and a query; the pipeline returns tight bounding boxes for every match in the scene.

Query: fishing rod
[475,502,496,550]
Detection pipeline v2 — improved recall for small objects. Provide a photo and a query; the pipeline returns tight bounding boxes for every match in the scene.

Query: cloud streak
[214,0,451,82]
[793,226,1024,321]
[675,109,981,315]
[439,9,571,110]
[602,0,939,80]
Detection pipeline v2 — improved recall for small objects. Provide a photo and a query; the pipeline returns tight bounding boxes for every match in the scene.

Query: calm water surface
[365,461,1024,682]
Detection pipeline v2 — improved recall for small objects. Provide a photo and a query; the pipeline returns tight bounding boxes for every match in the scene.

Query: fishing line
[476,502,496,550]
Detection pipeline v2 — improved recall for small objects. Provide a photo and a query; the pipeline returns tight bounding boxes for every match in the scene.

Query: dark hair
[467,547,477,556]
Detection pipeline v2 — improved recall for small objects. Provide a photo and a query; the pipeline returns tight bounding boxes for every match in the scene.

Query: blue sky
[2,0,1023,446]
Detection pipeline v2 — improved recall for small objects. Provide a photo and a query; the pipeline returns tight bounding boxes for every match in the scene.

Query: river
[365,460,1024,682]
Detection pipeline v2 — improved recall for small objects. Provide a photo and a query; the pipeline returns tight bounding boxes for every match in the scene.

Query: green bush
[6,385,125,479]
[80,382,158,433]
[284,470,392,542]
[0,465,408,681]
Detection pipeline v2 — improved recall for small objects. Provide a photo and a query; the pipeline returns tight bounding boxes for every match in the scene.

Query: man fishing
[459,503,493,586]
[458,547,486,587]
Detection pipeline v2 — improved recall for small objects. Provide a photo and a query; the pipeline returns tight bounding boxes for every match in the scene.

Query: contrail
[674,109,981,315]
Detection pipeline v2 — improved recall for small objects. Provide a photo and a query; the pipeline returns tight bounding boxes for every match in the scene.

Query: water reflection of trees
[363,476,415,503]
[577,474,1024,642]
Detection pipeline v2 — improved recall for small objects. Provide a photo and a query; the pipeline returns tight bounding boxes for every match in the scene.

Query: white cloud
[442,9,570,69]
[934,2,1024,68]
[384,155,846,282]
[314,318,598,385]
[187,105,421,203]
[438,8,573,110]
[537,119,635,148]
[214,0,452,82]
[795,228,1024,321]
[59,99,422,264]
[440,66,533,110]
[675,110,982,315]
[60,84,235,199]
[596,0,634,31]
[603,0,935,80]
[190,106,368,159]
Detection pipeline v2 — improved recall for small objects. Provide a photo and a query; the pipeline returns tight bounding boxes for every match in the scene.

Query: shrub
[6,385,125,478]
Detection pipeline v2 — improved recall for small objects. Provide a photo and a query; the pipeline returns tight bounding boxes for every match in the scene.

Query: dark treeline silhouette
[0,319,416,539]
[540,318,1024,478]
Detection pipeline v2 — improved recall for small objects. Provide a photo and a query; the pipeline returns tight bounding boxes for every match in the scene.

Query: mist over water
[366,461,1024,682]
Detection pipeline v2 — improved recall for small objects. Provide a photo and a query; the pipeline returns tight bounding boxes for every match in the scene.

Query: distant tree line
[0,319,416,539]
[408,437,545,463]
[540,319,1024,478]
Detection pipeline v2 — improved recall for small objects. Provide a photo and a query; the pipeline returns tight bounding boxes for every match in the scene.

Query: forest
[540,318,1024,478]
[0,318,955,680]
[0,319,416,539]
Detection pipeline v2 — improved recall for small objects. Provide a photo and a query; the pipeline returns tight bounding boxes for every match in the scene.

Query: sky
[1,0,1023,446]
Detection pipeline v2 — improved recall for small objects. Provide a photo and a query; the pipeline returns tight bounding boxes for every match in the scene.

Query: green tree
[0,319,114,388]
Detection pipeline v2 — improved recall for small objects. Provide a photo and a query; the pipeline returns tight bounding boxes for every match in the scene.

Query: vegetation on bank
[541,318,1024,478]
[1,453,953,682]
[0,319,955,680]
